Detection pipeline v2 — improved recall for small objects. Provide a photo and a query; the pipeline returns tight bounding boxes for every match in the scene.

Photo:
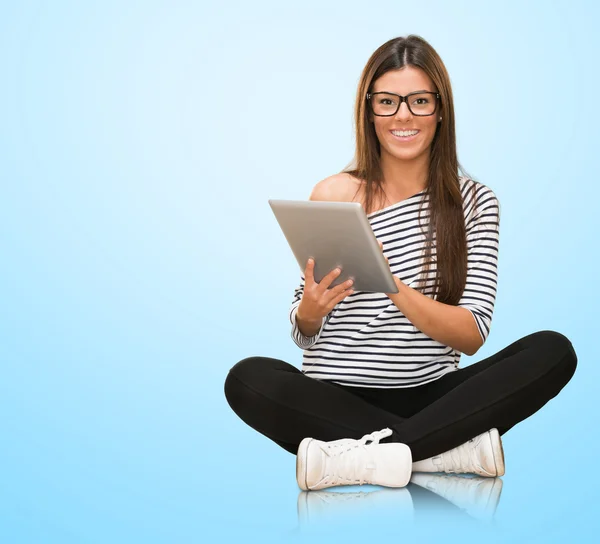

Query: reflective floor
[295,473,505,530]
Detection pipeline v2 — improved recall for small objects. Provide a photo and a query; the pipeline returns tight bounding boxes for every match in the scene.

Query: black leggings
[224,330,577,461]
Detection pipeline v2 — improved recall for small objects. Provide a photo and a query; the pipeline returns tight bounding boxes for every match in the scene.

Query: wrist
[296,307,319,324]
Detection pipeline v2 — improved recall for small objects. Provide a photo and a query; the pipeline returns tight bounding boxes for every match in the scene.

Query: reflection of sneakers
[296,428,412,491]
[410,473,504,522]
[412,428,505,477]
[297,487,414,527]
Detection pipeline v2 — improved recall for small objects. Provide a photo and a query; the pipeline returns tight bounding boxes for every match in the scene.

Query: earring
[439,116,442,121]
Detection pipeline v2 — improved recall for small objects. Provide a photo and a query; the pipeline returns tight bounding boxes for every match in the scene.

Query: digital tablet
[268,199,399,294]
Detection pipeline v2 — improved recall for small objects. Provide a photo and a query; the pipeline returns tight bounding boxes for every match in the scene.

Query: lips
[389,130,419,142]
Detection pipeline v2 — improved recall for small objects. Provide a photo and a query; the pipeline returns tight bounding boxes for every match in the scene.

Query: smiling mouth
[389,130,419,141]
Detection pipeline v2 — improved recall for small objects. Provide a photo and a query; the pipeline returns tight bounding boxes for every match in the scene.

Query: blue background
[1,0,598,542]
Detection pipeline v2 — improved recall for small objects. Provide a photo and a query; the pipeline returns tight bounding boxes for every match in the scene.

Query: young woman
[224,35,578,491]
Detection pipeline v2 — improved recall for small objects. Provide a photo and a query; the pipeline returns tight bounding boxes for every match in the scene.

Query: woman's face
[369,66,440,163]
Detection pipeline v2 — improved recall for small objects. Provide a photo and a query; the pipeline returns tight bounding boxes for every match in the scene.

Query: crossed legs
[224,330,577,462]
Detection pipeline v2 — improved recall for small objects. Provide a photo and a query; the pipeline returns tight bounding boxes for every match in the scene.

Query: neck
[379,148,429,196]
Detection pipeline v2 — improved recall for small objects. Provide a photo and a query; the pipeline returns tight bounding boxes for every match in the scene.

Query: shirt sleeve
[458,185,501,346]
[289,274,329,349]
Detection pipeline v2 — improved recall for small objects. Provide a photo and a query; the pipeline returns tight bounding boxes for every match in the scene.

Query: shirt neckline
[366,189,428,219]
[364,176,469,219]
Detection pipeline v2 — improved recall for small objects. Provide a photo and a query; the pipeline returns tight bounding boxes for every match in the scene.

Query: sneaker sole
[296,437,313,491]
[489,428,505,477]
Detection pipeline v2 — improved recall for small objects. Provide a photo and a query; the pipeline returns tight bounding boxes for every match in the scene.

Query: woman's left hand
[377,240,404,295]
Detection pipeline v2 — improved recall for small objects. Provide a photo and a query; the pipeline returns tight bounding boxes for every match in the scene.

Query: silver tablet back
[268,199,398,294]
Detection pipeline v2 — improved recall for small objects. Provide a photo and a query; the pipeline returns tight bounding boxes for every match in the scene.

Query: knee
[225,357,258,400]
[532,330,578,381]
[227,356,279,384]
[224,356,296,421]
[224,356,281,403]
[224,358,257,415]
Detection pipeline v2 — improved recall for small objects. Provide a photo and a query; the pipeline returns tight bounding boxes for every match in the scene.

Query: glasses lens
[408,92,436,115]
[371,93,399,116]
[371,92,437,116]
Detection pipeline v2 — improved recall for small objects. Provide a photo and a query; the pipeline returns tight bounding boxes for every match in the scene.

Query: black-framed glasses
[366,91,441,116]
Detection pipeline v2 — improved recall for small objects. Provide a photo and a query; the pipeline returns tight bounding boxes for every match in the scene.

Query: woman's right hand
[296,258,354,322]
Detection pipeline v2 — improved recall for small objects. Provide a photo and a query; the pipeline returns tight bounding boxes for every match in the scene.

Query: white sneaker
[296,428,412,491]
[410,473,504,522]
[412,428,505,477]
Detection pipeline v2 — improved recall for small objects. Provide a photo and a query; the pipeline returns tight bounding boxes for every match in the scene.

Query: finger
[329,287,354,310]
[325,277,354,304]
[305,257,315,285]
[317,266,343,292]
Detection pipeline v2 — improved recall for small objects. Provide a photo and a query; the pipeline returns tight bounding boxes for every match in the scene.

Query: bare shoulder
[309,172,363,202]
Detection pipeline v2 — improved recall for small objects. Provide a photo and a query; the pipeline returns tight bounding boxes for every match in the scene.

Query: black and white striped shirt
[289,176,500,388]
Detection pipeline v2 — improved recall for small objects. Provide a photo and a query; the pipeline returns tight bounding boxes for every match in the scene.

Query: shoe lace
[322,428,393,486]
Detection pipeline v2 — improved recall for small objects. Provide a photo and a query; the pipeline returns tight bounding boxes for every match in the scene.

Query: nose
[394,99,412,121]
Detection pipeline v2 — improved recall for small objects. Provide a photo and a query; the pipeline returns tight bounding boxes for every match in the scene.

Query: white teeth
[391,130,418,137]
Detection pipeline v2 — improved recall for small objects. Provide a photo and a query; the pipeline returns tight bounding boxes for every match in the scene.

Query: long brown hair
[342,34,477,306]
